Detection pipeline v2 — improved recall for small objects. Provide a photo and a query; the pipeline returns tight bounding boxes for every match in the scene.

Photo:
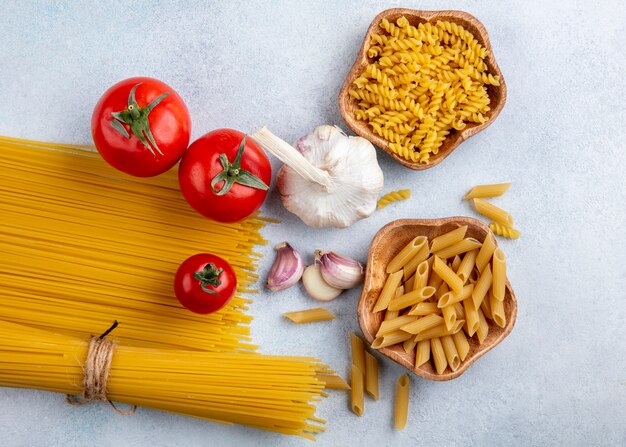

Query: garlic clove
[315,250,365,290]
[302,264,343,301]
[267,242,304,291]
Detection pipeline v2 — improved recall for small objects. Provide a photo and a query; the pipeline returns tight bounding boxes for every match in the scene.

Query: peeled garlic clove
[267,242,304,291]
[302,264,342,301]
[315,250,365,289]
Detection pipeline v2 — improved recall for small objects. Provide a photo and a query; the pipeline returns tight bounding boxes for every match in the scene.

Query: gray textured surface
[1,0,625,446]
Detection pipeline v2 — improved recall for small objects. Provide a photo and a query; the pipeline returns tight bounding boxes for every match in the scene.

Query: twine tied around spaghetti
[66,321,136,415]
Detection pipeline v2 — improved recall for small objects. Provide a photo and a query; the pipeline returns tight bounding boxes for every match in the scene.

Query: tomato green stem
[110,83,169,158]
[193,263,224,295]
[210,136,270,196]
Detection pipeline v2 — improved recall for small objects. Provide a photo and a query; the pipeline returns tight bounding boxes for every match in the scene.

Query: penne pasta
[413,260,430,291]
[441,305,457,331]
[403,336,418,354]
[434,238,483,259]
[373,270,404,312]
[433,256,463,295]
[452,330,470,361]
[401,244,431,281]
[464,183,511,200]
[376,315,418,337]
[371,228,512,378]
[350,365,364,416]
[456,249,479,283]
[427,261,443,289]
[430,226,467,253]
[283,308,336,323]
[441,335,461,371]
[387,286,436,311]
[463,299,480,337]
[471,264,493,309]
[450,254,462,271]
[350,332,366,376]
[404,274,415,292]
[385,286,405,321]
[476,308,489,344]
[400,314,444,334]
[453,302,465,319]
[490,288,506,327]
[371,330,413,349]
[318,374,351,390]
[480,296,494,320]
[394,374,410,430]
[430,338,448,374]
[364,351,379,400]
[415,340,431,367]
[414,320,465,341]
[437,284,474,308]
[475,234,496,272]
[492,248,506,301]
[386,236,428,273]
[408,302,440,316]
[472,198,514,227]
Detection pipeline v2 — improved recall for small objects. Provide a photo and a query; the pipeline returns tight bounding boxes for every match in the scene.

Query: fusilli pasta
[489,222,521,239]
[350,16,501,164]
[377,189,412,209]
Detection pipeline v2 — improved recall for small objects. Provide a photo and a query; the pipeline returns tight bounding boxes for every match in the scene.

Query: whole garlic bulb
[252,126,384,228]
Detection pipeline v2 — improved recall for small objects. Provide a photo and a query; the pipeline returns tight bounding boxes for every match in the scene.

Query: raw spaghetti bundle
[0,320,328,440]
[0,136,274,351]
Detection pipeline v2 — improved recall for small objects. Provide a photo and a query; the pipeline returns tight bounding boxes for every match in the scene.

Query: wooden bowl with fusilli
[339,9,507,170]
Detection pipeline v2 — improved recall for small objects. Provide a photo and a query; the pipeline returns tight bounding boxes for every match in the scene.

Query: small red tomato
[174,254,237,314]
[178,129,271,222]
[91,77,191,177]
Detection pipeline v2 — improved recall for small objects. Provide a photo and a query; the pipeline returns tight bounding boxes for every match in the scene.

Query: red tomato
[178,129,271,222]
[174,253,237,314]
[91,77,191,177]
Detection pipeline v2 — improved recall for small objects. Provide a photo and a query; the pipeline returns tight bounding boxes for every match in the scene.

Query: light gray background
[1,0,625,446]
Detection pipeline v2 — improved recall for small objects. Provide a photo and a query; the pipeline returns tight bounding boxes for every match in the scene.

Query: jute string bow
[66,321,136,415]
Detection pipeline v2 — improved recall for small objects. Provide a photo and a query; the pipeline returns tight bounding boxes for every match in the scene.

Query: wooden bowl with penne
[338,9,507,170]
[357,217,517,381]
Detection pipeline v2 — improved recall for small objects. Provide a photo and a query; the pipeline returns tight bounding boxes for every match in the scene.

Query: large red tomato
[174,253,237,314]
[178,129,271,222]
[91,77,191,177]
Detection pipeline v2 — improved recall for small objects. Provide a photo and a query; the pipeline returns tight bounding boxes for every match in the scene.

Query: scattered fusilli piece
[489,222,520,239]
[377,189,411,209]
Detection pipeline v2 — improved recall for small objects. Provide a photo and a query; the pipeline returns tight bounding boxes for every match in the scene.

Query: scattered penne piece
[284,308,335,323]
[464,183,511,200]
[364,351,379,400]
[318,374,351,390]
[350,365,364,416]
[394,374,410,430]
[472,198,514,227]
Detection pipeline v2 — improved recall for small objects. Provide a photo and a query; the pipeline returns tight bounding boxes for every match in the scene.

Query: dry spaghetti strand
[0,136,270,352]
